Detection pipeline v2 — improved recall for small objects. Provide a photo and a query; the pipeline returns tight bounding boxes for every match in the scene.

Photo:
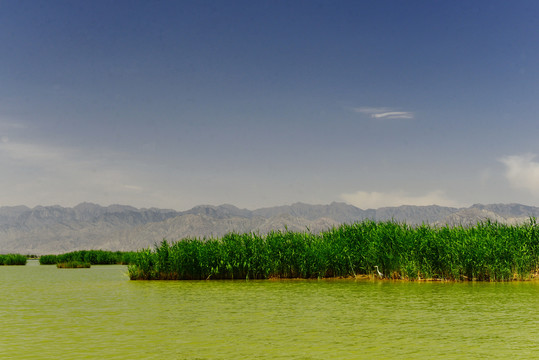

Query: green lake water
[2,260,539,359]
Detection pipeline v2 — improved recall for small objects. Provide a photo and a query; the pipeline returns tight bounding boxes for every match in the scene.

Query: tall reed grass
[39,250,136,265]
[56,261,91,268]
[128,219,539,281]
[0,254,27,265]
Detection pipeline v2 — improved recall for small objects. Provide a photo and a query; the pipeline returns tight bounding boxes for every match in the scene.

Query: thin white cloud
[354,107,390,114]
[0,119,27,130]
[0,118,27,145]
[0,140,64,163]
[340,189,459,209]
[0,139,149,206]
[499,153,539,196]
[123,184,144,192]
[372,111,414,119]
[354,107,414,119]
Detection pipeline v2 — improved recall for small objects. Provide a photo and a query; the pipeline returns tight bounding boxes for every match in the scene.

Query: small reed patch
[57,261,91,268]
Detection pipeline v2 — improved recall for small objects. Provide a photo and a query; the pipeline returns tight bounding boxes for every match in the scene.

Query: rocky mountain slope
[1,202,538,255]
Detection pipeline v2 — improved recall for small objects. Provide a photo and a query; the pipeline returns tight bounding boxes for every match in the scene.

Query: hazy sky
[1,1,539,210]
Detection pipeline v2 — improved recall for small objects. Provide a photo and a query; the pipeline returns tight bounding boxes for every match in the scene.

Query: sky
[1,0,539,211]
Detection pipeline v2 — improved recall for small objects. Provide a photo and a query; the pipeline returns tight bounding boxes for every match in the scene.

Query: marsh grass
[0,254,27,265]
[39,250,136,265]
[56,261,91,268]
[128,218,539,281]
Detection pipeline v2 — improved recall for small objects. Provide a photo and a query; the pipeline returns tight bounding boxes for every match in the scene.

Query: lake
[1,260,539,359]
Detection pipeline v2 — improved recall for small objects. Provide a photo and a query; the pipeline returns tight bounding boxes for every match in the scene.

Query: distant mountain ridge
[1,202,538,255]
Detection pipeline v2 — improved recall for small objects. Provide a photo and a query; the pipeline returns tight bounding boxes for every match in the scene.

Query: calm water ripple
[1,260,539,359]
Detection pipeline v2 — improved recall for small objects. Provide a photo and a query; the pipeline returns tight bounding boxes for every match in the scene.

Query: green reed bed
[0,254,27,265]
[56,261,91,268]
[39,250,137,265]
[128,219,539,281]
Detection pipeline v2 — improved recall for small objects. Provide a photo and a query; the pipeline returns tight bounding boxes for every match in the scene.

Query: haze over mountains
[1,202,538,255]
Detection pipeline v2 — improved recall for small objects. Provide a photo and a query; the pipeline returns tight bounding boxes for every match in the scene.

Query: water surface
[1,260,539,359]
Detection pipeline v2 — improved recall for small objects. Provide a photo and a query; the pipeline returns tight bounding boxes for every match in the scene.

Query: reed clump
[128,218,539,281]
[57,261,91,268]
[0,254,27,265]
[39,250,137,265]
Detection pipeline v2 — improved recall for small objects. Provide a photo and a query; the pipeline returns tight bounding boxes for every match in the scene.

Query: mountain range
[1,202,538,255]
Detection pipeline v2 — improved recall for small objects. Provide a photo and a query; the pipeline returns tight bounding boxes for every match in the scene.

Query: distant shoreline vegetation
[39,250,136,266]
[127,219,539,282]
[0,254,27,266]
[56,261,91,268]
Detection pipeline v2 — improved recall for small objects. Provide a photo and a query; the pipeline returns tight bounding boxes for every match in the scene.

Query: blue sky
[1,0,539,210]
